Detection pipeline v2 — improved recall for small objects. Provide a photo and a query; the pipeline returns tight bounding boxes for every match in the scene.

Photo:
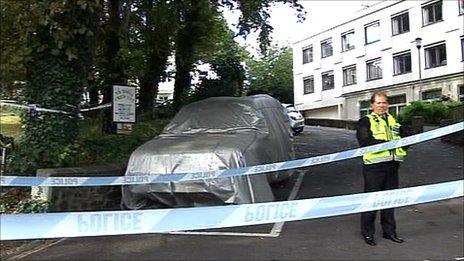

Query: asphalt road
[8,126,464,260]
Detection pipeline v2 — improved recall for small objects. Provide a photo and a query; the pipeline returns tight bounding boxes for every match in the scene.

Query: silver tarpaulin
[121,94,296,209]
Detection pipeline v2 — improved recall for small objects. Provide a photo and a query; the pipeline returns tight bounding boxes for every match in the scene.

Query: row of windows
[358,85,464,117]
[302,0,463,64]
[302,39,462,94]
[359,94,407,117]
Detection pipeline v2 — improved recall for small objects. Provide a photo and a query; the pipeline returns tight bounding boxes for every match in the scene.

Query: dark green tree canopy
[246,45,294,103]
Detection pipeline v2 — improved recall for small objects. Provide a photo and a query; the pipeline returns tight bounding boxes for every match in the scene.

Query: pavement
[2,125,463,260]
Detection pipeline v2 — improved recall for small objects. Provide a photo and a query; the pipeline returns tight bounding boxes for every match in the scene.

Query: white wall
[293,0,464,119]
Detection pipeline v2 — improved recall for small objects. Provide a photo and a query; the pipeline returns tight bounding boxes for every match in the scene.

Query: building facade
[292,0,464,120]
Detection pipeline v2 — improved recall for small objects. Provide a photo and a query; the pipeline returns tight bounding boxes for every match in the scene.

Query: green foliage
[0,189,49,214]
[18,54,84,172]
[233,0,306,54]
[192,18,246,101]
[173,0,220,110]
[2,0,307,174]
[246,45,294,103]
[133,1,179,112]
[71,118,170,165]
[444,100,464,108]
[12,0,101,171]
[397,101,456,125]
[7,114,171,174]
[0,1,36,99]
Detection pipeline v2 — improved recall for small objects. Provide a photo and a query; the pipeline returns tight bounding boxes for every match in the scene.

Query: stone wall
[304,118,358,130]
[31,164,125,212]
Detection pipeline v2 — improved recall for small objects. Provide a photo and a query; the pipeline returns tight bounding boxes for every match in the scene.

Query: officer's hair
[370,91,388,104]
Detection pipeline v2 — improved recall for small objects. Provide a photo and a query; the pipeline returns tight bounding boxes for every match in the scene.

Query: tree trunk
[172,0,200,111]
[102,0,127,133]
[21,0,99,170]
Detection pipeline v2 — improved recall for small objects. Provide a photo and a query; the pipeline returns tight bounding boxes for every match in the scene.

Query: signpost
[112,85,136,134]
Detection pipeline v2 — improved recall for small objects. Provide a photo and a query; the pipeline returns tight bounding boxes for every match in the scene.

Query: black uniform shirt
[356,116,385,147]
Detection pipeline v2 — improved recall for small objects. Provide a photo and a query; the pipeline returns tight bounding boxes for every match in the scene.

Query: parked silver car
[122,95,295,209]
[282,103,305,135]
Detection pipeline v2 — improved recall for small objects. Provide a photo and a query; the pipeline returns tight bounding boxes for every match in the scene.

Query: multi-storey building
[292,0,464,120]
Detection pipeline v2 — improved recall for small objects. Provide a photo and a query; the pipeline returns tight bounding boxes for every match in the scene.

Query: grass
[0,113,22,139]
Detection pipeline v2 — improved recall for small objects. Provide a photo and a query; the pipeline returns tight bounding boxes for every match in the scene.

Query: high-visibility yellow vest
[363,112,408,165]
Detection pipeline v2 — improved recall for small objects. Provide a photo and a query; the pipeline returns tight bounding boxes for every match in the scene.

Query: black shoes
[383,234,404,243]
[363,234,404,245]
[363,236,376,246]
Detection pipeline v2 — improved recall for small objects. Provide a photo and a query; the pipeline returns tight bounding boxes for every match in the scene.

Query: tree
[0,1,30,99]
[171,0,216,111]
[246,46,294,103]
[171,0,304,110]
[192,18,247,101]
[15,0,101,171]
[99,0,130,133]
[134,0,178,115]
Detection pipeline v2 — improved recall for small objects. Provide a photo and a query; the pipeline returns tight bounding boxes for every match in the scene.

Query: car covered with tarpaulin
[121,94,295,209]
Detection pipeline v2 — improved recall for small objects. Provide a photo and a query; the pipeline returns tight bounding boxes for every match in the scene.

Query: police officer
[356,91,407,246]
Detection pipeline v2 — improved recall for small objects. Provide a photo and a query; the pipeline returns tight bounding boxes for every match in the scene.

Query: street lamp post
[415,37,422,101]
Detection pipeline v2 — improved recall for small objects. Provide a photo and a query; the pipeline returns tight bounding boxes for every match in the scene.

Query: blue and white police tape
[1,180,462,240]
[0,100,112,116]
[80,103,112,112]
[1,121,463,187]
[0,101,73,115]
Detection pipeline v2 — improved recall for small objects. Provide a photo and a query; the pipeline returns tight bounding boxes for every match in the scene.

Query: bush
[0,188,49,214]
[6,114,172,174]
[65,116,171,166]
[398,101,456,125]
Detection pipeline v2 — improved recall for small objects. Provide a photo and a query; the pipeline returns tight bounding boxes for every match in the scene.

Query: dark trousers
[361,161,399,237]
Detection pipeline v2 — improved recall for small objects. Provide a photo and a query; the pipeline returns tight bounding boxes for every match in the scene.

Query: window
[366,58,382,80]
[302,46,313,64]
[341,31,355,51]
[365,21,380,44]
[303,76,314,94]
[459,84,464,101]
[321,38,333,58]
[460,0,464,14]
[360,94,407,117]
[321,71,334,90]
[393,51,411,75]
[461,38,464,61]
[425,43,446,68]
[343,65,357,86]
[421,89,442,101]
[422,0,443,26]
[391,12,409,35]
[387,95,407,117]
[359,100,372,117]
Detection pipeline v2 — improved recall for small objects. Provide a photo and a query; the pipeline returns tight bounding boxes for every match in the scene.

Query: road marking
[167,171,306,238]
[8,238,66,260]
[270,171,306,236]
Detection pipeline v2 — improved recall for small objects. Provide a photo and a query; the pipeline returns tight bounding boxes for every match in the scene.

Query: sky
[225,0,382,54]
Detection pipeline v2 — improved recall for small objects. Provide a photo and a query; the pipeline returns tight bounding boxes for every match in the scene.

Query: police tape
[1,122,463,187]
[0,101,112,116]
[1,180,462,240]
[0,101,74,115]
[80,103,112,112]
